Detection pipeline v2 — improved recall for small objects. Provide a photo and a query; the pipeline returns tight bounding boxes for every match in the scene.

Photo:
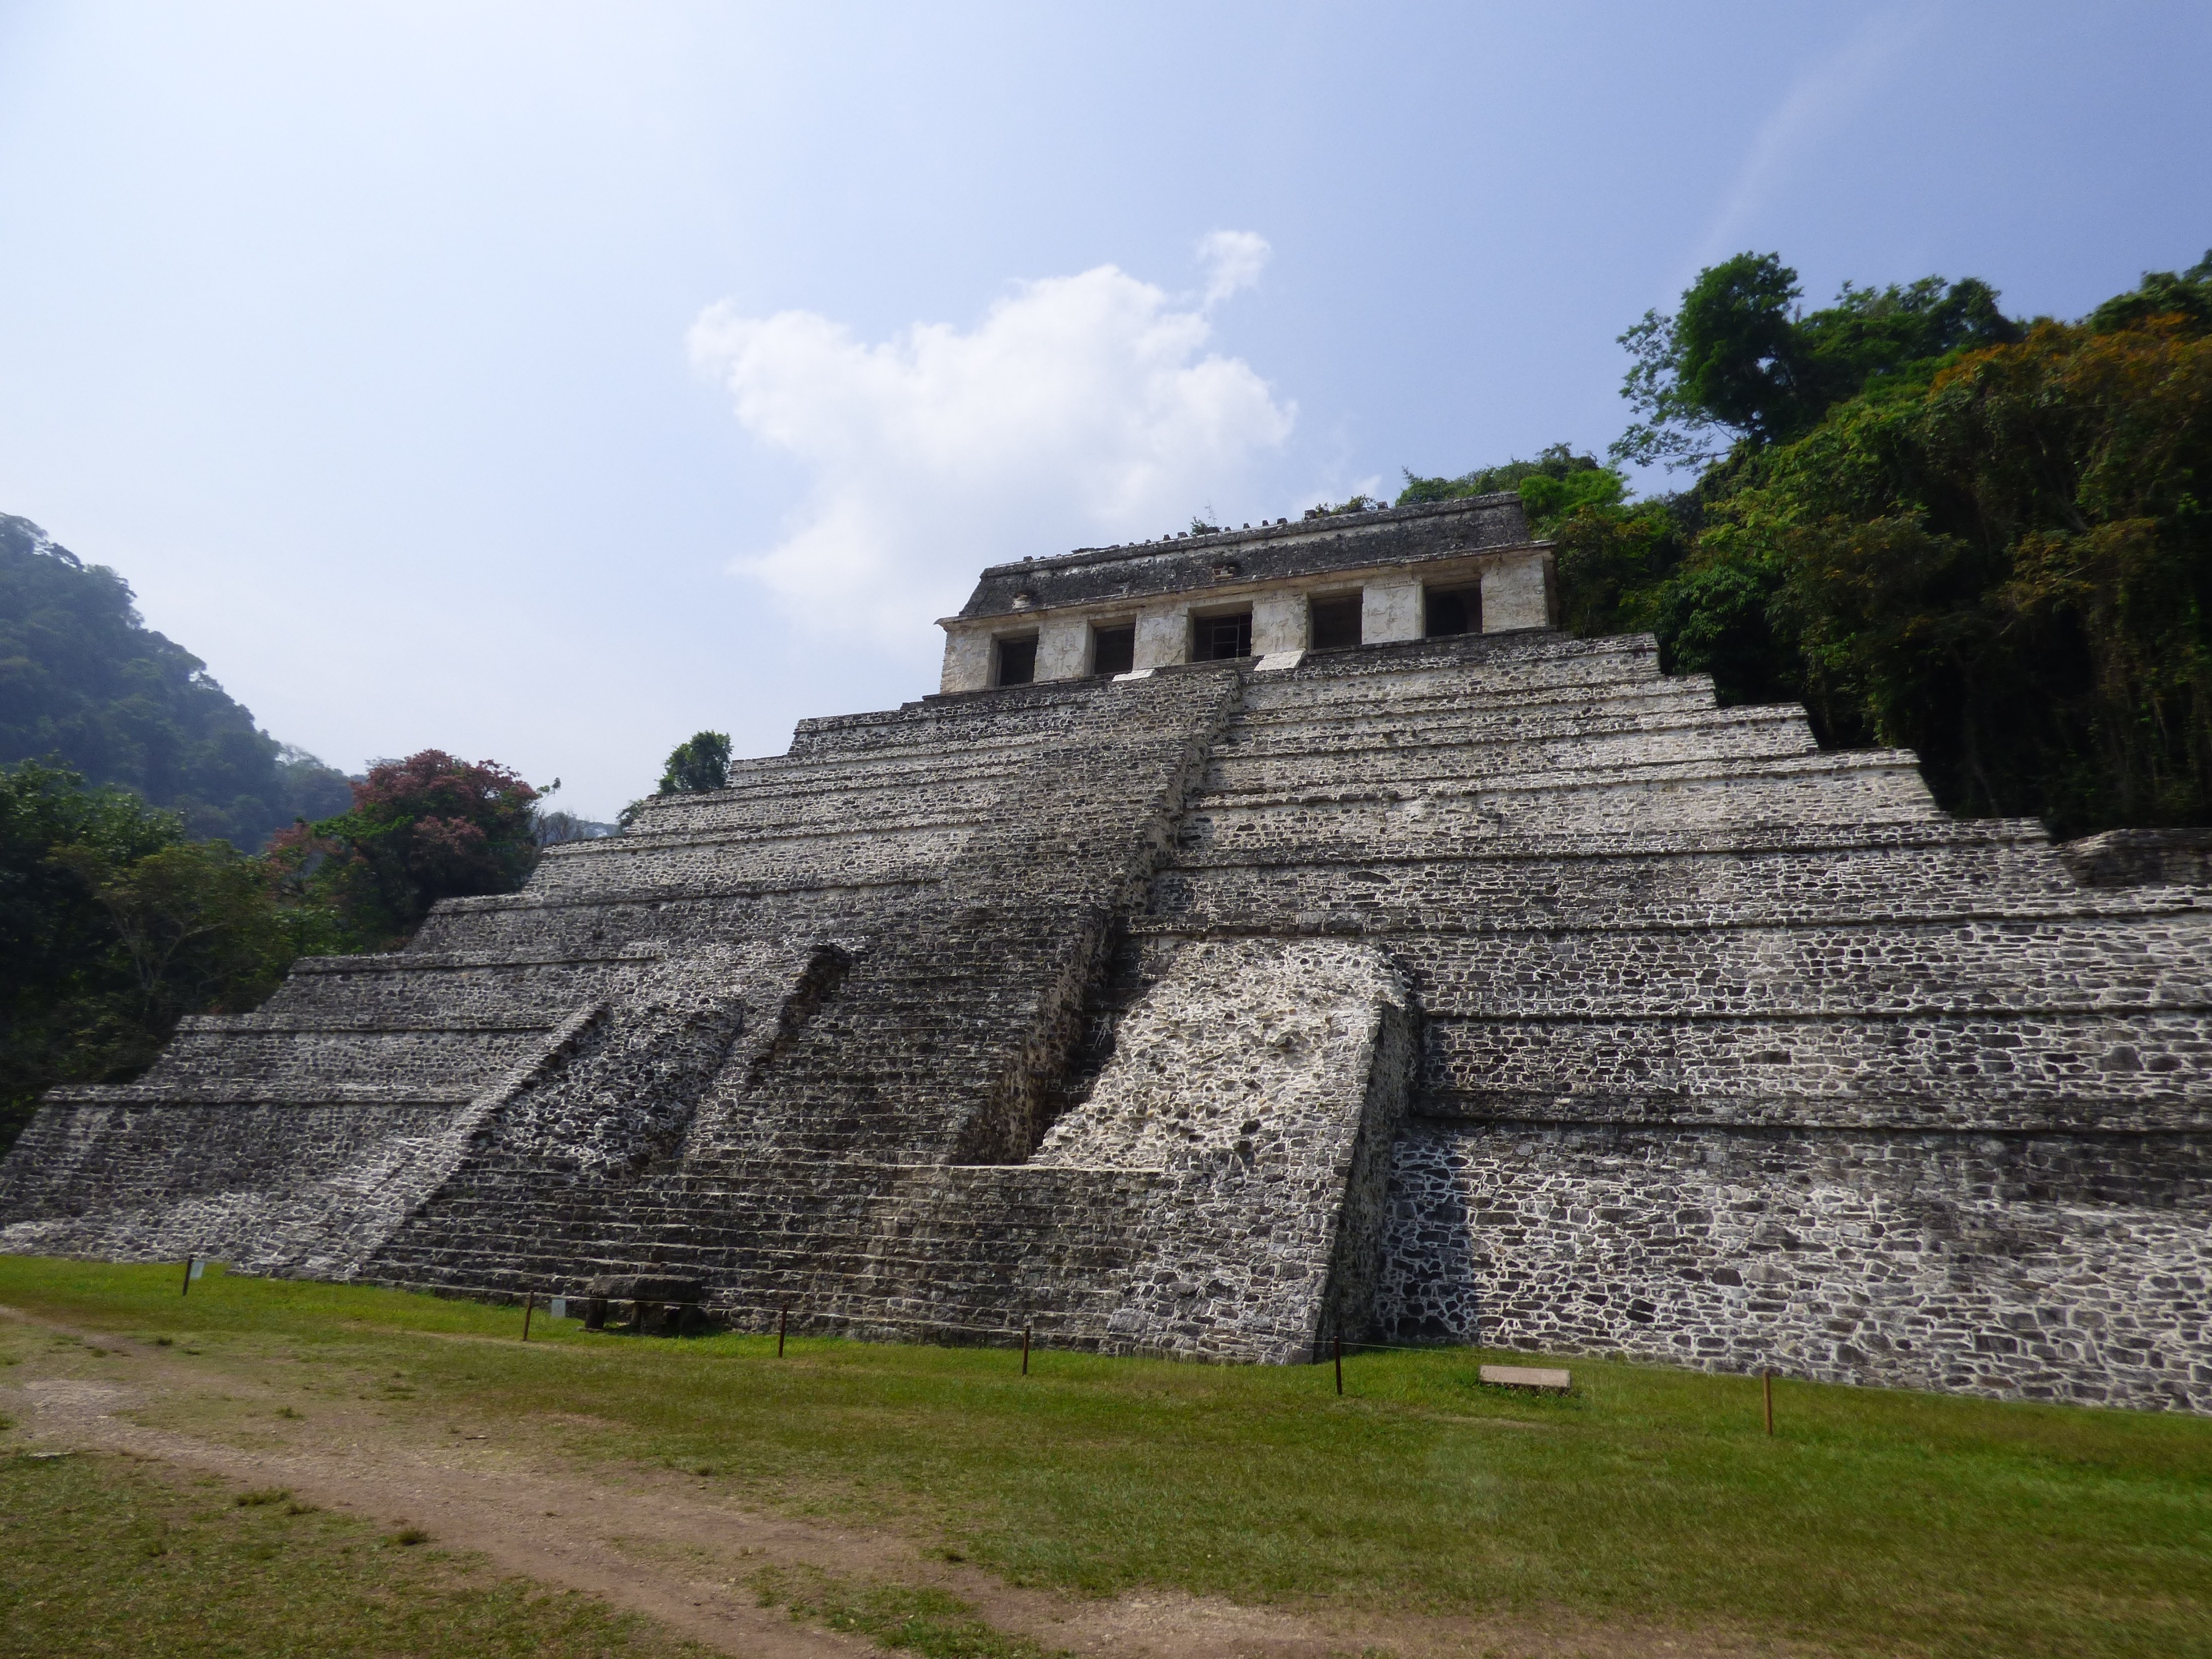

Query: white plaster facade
[1251,590,1309,656]
[939,541,1560,694]
[1133,606,1188,671]
[1361,580,1422,645]
[1035,614,1090,682]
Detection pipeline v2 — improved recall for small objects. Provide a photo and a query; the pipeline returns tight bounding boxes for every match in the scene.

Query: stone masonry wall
[1378,1120,2212,1411]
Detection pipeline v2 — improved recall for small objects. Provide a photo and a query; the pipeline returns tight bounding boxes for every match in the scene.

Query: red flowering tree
[271,750,542,949]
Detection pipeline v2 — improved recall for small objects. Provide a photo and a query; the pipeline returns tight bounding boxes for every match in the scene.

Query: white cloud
[689,250,1294,648]
[1197,229,1271,306]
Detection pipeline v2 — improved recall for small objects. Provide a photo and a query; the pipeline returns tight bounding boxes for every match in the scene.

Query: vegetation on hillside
[2,750,546,1153]
[1406,249,2212,837]
[0,510,554,1150]
[0,514,352,848]
[1,763,295,1149]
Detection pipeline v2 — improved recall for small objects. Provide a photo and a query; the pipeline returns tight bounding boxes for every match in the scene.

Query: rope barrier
[172,1261,1588,1377]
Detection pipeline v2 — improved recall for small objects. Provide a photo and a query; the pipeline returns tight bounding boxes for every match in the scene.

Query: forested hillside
[0,514,351,849]
[1403,250,2212,838]
[0,511,559,1153]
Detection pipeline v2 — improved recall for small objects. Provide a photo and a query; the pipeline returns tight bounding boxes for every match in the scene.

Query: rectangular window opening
[1193,610,1254,662]
[995,635,1038,686]
[1309,594,1363,651]
[1424,585,1482,638]
[1090,624,1135,677]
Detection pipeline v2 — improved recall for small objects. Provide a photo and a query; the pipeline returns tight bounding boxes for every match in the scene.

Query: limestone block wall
[1378,1121,2212,1411]
[0,999,604,1275]
[0,670,1105,1273]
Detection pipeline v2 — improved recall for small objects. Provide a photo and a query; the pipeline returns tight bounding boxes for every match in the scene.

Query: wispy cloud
[689,242,1294,647]
[1197,229,1271,306]
[1689,9,1930,278]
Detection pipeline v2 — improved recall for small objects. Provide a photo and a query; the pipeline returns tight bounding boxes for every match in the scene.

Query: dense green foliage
[272,750,542,949]
[2,750,545,1153]
[657,730,732,796]
[1612,254,2022,467]
[10,1257,2210,1659]
[620,730,733,827]
[1409,250,2212,837]
[0,763,295,1149]
[0,515,351,848]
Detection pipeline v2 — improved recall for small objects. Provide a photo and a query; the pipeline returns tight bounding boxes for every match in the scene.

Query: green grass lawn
[5,1254,2210,1659]
[0,1448,710,1659]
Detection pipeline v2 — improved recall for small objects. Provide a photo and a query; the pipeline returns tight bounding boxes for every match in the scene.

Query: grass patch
[0,1448,711,1658]
[6,1254,2211,1657]
[753,1563,1058,1659]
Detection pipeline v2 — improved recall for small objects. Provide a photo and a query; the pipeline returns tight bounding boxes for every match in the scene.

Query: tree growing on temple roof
[657,730,732,796]
[618,730,733,829]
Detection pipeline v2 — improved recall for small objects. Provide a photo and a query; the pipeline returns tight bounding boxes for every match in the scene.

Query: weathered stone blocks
[4,538,2210,1409]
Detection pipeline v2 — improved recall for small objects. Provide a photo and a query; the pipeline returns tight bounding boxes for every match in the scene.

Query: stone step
[1180,752,1945,852]
[1230,668,1707,726]
[1382,915,2212,1019]
[256,954,647,1023]
[558,806,1011,849]
[1408,1085,2212,1135]
[658,740,1047,805]
[134,1027,550,1095]
[526,822,978,897]
[1217,682,1737,747]
[1203,713,1818,792]
[1242,643,1668,715]
[1145,833,2118,929]
[632,778,1017,836]
[404,887,931,958]
[1418,1005,2212,1105]
[173,1011,563,1034]
[786,691,1093,758]
[39,1082,478,1106]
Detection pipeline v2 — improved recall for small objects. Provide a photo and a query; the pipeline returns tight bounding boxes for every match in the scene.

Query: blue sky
[1,2,2206,818]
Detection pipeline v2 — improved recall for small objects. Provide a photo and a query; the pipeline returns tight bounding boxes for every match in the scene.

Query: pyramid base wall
[1379,1119,2212,1411]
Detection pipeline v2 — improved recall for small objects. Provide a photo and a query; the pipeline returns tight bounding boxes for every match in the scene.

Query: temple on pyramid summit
[5,493,2209,1409]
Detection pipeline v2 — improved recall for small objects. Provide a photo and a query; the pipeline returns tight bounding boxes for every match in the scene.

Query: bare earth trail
[0,1307,1796,1659]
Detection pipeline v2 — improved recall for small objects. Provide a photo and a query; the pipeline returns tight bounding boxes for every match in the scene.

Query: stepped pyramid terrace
[4,493,2209,1410]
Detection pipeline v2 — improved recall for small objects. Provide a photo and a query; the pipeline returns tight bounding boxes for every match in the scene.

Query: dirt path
[1,1308,1795,1659]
